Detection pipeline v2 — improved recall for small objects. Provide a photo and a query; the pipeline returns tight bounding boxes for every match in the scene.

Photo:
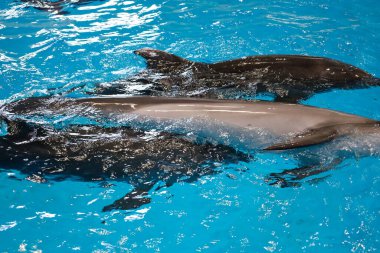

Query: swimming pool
[0,0,379,252]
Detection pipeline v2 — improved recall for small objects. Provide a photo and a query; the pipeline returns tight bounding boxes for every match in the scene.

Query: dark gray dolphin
[0,117,247,211]
[94,48,380,103]
[20,0,100,14]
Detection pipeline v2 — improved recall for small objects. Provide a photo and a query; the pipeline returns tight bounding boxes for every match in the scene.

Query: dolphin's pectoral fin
[101,190,151,212]
[265,122,380,151]
[266,158,342,187]
[102,183,155,212]
[264,126,339,151]
[266,165,315,188]
[134,48,192,72]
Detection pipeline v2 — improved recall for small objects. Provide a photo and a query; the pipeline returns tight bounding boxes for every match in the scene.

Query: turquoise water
[0,0,379,252]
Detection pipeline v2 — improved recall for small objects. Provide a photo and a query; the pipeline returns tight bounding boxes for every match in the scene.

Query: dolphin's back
[9,96,374,133]
[121,97,374,135]
[210,55,373,84]
[5,96,375,134]
[134,48,375,85]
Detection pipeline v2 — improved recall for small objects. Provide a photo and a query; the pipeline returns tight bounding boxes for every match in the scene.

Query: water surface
[0,0,379,252]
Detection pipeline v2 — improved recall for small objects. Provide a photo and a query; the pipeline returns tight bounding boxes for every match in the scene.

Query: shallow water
[0,0,379,252]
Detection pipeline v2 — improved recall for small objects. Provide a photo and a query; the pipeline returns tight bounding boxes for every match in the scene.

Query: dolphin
[94,48,380,103]
[0,117,248,211]
[20,0,100,14]
[4,96,379,148]
[4,95,379,165]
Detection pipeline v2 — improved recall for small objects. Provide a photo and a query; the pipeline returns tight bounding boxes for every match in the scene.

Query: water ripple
[0,1,379,251]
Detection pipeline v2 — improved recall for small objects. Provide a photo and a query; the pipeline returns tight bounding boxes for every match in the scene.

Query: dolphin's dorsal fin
[134,48,192,73]
[1,117,47,141]
[264,125,339,150]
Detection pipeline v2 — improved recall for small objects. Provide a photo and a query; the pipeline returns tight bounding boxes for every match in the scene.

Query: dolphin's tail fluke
[264,121,380,151]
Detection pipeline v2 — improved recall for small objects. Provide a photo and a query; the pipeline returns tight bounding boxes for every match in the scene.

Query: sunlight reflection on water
[0,0,379,252]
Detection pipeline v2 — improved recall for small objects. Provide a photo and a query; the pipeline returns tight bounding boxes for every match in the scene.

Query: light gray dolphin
[94,48,380,103]
[4,96,379,150]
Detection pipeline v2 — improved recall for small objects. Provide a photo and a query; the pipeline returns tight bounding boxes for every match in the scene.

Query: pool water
[0,0,379,252]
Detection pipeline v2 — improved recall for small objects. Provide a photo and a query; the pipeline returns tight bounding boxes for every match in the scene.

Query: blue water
[0,0,379,252]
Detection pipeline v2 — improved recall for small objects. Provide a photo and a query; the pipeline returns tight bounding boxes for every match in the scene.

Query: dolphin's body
[5,96,379,149]
[94,49,380,103]
[0,118,247,211]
